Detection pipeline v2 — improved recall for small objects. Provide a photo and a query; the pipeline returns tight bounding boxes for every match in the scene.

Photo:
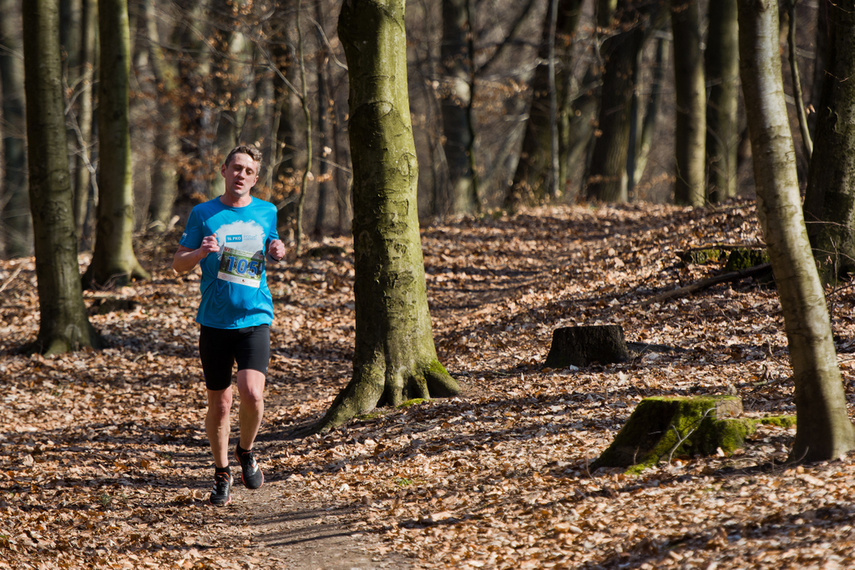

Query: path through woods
[2,200,855,568]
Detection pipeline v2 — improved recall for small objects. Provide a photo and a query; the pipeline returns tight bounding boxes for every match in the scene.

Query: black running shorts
[199,324,270,391]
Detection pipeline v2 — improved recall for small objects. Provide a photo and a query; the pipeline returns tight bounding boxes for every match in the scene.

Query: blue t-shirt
[179,197,280,329]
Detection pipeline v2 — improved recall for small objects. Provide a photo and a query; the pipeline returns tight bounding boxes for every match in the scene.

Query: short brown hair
[224,145,262,168]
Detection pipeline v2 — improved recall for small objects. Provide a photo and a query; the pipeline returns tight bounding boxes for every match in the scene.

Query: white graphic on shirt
[214,220,265,288]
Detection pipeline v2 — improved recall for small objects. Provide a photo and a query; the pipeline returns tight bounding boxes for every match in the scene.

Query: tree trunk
[173,0,215,216]
[294,0,312,255]
[72,0,96,247]
[211,17,241,178]
[738,0,855,463]
[22,0,101,354]
[143,0,180,232]
[269,0,301,240]
[585,0,660,203]
[705,0,740,203]
[802,1,855,282]
[440,0,479,215]
[808,0,828,137]
[0,0,31,258]
[312,0,331,237]
[670,0,705,207]
[504,0,583,211]
[628,22,668,199]
[84,0,149,287]
[317,0,460,432]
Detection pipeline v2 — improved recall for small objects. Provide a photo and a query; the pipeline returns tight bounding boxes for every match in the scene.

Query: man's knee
[237,370,265,405]
[207,389,232,419]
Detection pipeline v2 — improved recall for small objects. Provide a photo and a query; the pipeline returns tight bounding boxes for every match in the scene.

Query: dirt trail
[223,476,409,569]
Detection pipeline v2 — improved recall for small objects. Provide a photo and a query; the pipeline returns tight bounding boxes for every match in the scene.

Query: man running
[173,145,286,506]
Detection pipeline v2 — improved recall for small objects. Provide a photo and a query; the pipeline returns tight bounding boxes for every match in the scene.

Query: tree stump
[591,395,753,473]
[544,325,630,368]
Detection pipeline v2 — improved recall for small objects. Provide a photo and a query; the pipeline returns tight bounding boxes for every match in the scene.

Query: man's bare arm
[173,235,219,273]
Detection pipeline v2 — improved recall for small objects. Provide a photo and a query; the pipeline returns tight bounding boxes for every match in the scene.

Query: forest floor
[2,199,855,569]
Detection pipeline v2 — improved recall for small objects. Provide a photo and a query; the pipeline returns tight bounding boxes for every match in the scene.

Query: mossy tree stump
[545,325,630,368]
[591,395,754,473]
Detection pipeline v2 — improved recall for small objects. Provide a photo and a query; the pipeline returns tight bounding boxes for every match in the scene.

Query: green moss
[592,396,802,473]
[355,411,386,422]
[724,248,770,271]
[427,359,449,378]
[397,398,427,408]
[702,418,756,453]
[678,248,728,265]
[592,395,745,472]
[753,415,797,429]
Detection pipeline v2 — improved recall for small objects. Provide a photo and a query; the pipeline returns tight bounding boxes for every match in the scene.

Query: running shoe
[209,471,233,506]
[235,445,264,489]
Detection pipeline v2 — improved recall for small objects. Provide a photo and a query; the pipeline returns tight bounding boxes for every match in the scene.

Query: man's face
[221,152,259,199]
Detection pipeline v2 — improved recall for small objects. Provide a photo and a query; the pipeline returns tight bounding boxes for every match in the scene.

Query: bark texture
[670,0,705,206]
[705,0,739,203]
[22,0,100,354]
[0,0,31,258]
[585,0,661,202]
[316,0,460,432]
[738,0,855,462]
[85,0,150,287]
[802,1,855,282]
[504,0,583,210]
[440,0,479,214]
[71,0,96,244]
[143,0,180,232]
[544,325,629,368]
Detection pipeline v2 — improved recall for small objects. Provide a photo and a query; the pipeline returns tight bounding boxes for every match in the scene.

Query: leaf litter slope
[1,200,855,569]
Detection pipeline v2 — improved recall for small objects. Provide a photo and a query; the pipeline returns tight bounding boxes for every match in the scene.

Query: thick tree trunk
[705,0,740,203]
[440,0,479,215]
[504,0,583,211]
[22,0,100,354]
[317,0,460,433]
[738,0,855,462]
[84,0,149,287]
[585,0,661,202]
[0,0,31,258]
[802,1,855,282]
[670,0,705,206]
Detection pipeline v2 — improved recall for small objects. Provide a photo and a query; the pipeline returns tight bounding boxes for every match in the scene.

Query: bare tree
[22,0,101,354]
[738,0,855,463]
[670,0,705,206]
[504,0,584,211]
[585,0,663,203]
[0,0,30,258]
[314,0,460,433]
[802,0,855,283]
[83,0,150,287]
[705,0,739,203]
[440,0,479,214]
